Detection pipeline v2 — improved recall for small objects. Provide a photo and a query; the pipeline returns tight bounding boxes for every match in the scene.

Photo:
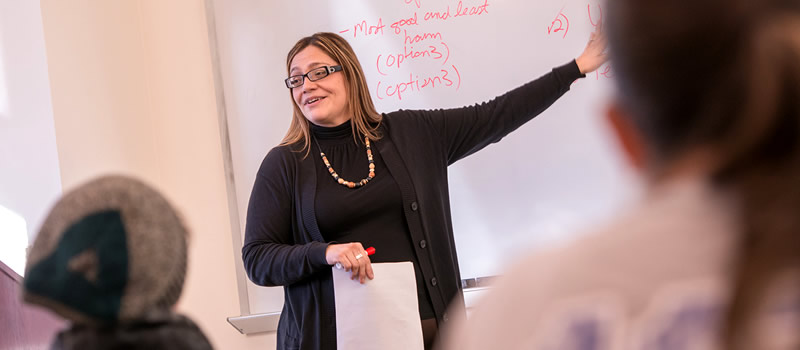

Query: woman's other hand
[576,25,609,74]
[326,242,375,283]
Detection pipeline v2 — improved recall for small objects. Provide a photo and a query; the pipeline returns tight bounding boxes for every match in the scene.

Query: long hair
[281,32,382,156]
[607,0,800,346]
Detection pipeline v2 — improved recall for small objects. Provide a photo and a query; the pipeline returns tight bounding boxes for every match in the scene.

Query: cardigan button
[410,201,419,211]
[431,277,438,286]
[419,240,427,249]
[443,313,449,322]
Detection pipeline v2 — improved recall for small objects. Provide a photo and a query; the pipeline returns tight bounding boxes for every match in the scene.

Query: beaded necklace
[314,136,375,188]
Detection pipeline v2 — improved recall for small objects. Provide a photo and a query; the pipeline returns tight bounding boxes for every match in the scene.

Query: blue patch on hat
[24,210,128,322]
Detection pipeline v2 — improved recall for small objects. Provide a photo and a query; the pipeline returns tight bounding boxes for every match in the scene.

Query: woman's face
[289,46,350,127]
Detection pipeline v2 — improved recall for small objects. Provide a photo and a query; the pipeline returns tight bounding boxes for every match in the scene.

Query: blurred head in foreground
[23,175,213,350]
[607,0,800,344]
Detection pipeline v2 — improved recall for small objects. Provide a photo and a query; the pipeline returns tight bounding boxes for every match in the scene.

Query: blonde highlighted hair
[281,32,382,156]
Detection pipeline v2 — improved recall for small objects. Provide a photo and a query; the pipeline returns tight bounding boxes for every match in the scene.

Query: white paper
[333,261,424,350]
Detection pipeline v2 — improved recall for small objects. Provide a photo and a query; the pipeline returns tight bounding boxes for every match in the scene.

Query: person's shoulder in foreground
[440,177,800,350]
[23,175,214,350]
[440,176,725,348]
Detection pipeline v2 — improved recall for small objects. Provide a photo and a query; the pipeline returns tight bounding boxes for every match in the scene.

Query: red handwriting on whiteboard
[344,0,491,97]
[547,8,570,38]
[390,13,419,34]
[375,40,451,75]
[376,65,462,101]
[404,0,421,9]
[595,63,613,80]
[454,0,490,17]
[404,29,443,45]
[422,0,490,22]
[424,7,452,21]
[340,18,385,38]
[588,4,603,28]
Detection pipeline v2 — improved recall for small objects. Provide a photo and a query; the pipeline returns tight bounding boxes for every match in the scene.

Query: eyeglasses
[285,65,343,89]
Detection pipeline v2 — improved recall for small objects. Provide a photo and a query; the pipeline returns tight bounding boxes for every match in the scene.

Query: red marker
[335,246,376,270]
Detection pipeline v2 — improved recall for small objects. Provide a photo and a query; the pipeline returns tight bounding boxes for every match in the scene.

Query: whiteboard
[209,0,640,315]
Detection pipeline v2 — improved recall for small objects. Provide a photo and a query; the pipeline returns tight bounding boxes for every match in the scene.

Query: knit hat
[23,175,188,325]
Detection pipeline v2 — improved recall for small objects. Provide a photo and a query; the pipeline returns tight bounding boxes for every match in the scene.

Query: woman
[440,0,800,349]
[242,31,607,349]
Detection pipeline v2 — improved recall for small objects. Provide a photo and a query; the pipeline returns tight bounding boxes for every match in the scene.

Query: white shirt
[440,176,800,350]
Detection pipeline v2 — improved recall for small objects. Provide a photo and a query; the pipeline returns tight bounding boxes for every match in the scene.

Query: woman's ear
[606,101,647,172]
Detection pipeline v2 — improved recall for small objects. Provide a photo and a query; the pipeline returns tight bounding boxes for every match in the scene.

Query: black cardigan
[242,60,584,350]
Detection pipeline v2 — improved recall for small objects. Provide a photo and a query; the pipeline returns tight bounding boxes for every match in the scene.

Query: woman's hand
[326,242,374,284]
[575,25,609,74]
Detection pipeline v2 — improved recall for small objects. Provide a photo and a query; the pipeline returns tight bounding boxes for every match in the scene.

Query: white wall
[0,0,62,276]
[39,0,274,348]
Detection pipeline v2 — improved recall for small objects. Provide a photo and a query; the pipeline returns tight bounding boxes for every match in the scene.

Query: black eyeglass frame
[285,65,343,89]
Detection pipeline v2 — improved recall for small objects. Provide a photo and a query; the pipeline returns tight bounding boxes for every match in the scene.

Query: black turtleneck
[310,121,435,320]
